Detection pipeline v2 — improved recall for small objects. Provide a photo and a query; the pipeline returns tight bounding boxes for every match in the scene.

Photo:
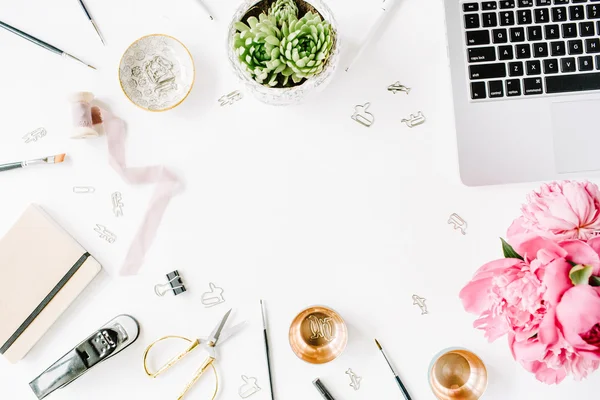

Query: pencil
[261,300,275,400]
[0,20,95,69]
[375,339,412,400]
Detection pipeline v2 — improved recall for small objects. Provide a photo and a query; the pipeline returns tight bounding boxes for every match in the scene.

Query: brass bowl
[429,348,488,400]
[289,306,348,364]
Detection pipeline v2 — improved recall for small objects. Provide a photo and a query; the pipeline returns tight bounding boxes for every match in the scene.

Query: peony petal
[556,286,600,356]
[559,240,600,270]
[543,258,573,305]
[538,307,559,346]
[513,235,567,263]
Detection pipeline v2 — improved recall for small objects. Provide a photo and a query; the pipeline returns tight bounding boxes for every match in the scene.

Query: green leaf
[501,238,524,260]
[569,265,594,286]
[591,276,600,287]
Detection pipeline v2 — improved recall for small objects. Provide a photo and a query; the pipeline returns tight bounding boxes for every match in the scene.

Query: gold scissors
[143,309,245,400]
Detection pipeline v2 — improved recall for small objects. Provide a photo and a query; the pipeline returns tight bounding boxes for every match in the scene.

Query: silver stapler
[29,315,139,399]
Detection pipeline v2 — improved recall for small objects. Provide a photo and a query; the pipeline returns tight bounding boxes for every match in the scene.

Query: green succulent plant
[279,12,334,85]
[232,1,335,88]
[268,0,299,25]
[233,14,286,86]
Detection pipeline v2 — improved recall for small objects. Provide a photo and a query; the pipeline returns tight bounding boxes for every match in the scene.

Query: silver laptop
[445,0,600,186]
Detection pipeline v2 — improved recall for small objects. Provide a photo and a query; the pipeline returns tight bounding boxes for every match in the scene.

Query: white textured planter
[227,0,340,106]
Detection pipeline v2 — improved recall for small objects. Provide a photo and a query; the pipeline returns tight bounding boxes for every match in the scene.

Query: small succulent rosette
[228,0,340,106]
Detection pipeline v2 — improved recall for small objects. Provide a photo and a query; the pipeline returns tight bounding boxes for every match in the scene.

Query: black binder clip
[154,270,186,297]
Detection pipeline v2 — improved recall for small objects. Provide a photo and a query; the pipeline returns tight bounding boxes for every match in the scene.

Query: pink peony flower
[510,333,600,384]
[556,286,600,360]
[507,181,600,242]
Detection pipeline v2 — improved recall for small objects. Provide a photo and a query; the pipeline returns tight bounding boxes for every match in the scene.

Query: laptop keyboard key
[483,1,498,10]
[528,26,543,40]
[465,14,480,29]
[469,47,497,62]
[569,39,584,54]
[551,41,567,56]
[589,4,600,19]
[552,7,567,22]
[518,0,533,7]
[579,56,594,71]
[509,61,525,76]
[518,9,533,24]
[463,3,479,12]
[500,0,516,8]
[597,55,600,70]
[467,30,491,46]
[536,0,551,5]
[580,22,596,36]
[535,8,550,23]
[561,57,577,72]
[506,79,522,96]
[471,82,487,99]
[499,45,515,59]
[488,80,505,98]
[527,60,542,75]
[469,63,508,79]
[483,12,499,27]
[523,77,544,95]
[491,29,508,44]
[586,38,600,53]
[534,42,549,57]
[570,5,586,20]
[553,0,569,4]
[546,72,600,93]
[510,27,526,42]
[545,24,560,39]
[562,23,578,38]
[517,43,532,58]
[544,58,560,74]
[501,11,516,25]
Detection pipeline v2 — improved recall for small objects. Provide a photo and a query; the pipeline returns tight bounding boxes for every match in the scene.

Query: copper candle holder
[429,348,488,400]
[289,306,348,364]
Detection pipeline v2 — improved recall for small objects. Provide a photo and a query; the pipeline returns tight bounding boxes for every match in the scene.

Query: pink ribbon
[70,92,183,275]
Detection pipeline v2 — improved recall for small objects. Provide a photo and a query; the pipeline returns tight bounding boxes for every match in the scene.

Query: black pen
[261,300,275,400]
[375,339,412,400]
[313,378,336,400]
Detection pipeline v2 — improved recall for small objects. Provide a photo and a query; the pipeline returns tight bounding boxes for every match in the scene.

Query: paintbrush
[0,20,96,69]
[0,153,66,173]
[375,339,413,400]
[260,300,275,400]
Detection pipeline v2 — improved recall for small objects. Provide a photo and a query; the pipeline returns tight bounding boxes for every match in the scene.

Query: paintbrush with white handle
[0,153,66,173]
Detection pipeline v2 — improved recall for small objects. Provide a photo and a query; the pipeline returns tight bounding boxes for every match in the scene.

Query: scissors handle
[177,356,217,400]
[143,336,200,378]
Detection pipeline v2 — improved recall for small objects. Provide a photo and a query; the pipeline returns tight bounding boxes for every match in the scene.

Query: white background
[0,0,596,399]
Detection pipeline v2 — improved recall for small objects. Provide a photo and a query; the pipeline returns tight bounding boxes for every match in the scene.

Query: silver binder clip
[29,315,139,400]
[387,81,411,95]
[351,103,375,127]
[401,111,426,128]
[219,90,243,106]
[154,270,186,297]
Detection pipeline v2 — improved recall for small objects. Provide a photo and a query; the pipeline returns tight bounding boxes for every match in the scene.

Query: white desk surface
[0,0,596,399]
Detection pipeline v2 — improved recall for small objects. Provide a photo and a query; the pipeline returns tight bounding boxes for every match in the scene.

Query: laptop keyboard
[462,0,600,100]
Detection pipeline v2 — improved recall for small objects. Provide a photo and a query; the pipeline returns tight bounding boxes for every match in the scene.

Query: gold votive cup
[429,348,488,400]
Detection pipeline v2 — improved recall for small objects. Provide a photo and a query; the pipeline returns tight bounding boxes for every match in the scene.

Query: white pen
[196,0,215,21]
[345,0,397,72]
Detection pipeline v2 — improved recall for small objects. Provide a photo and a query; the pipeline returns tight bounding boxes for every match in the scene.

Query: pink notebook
[0,205,101,363]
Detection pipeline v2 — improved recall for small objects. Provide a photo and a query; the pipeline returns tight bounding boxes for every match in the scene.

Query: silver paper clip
[448,213,467,235]
[412,294,428,315]
[201,282,226,308]
[219,90,243,106]
[94,224,117,243]
[239,375,261,398]
[351,103,375,127]
[112,192,124,217]
[401,111,426,128]
[346,369,362,391]
[154,270,186,297]
[387,82,411,95]
[23,127,47,143]
[73,186,95,194]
